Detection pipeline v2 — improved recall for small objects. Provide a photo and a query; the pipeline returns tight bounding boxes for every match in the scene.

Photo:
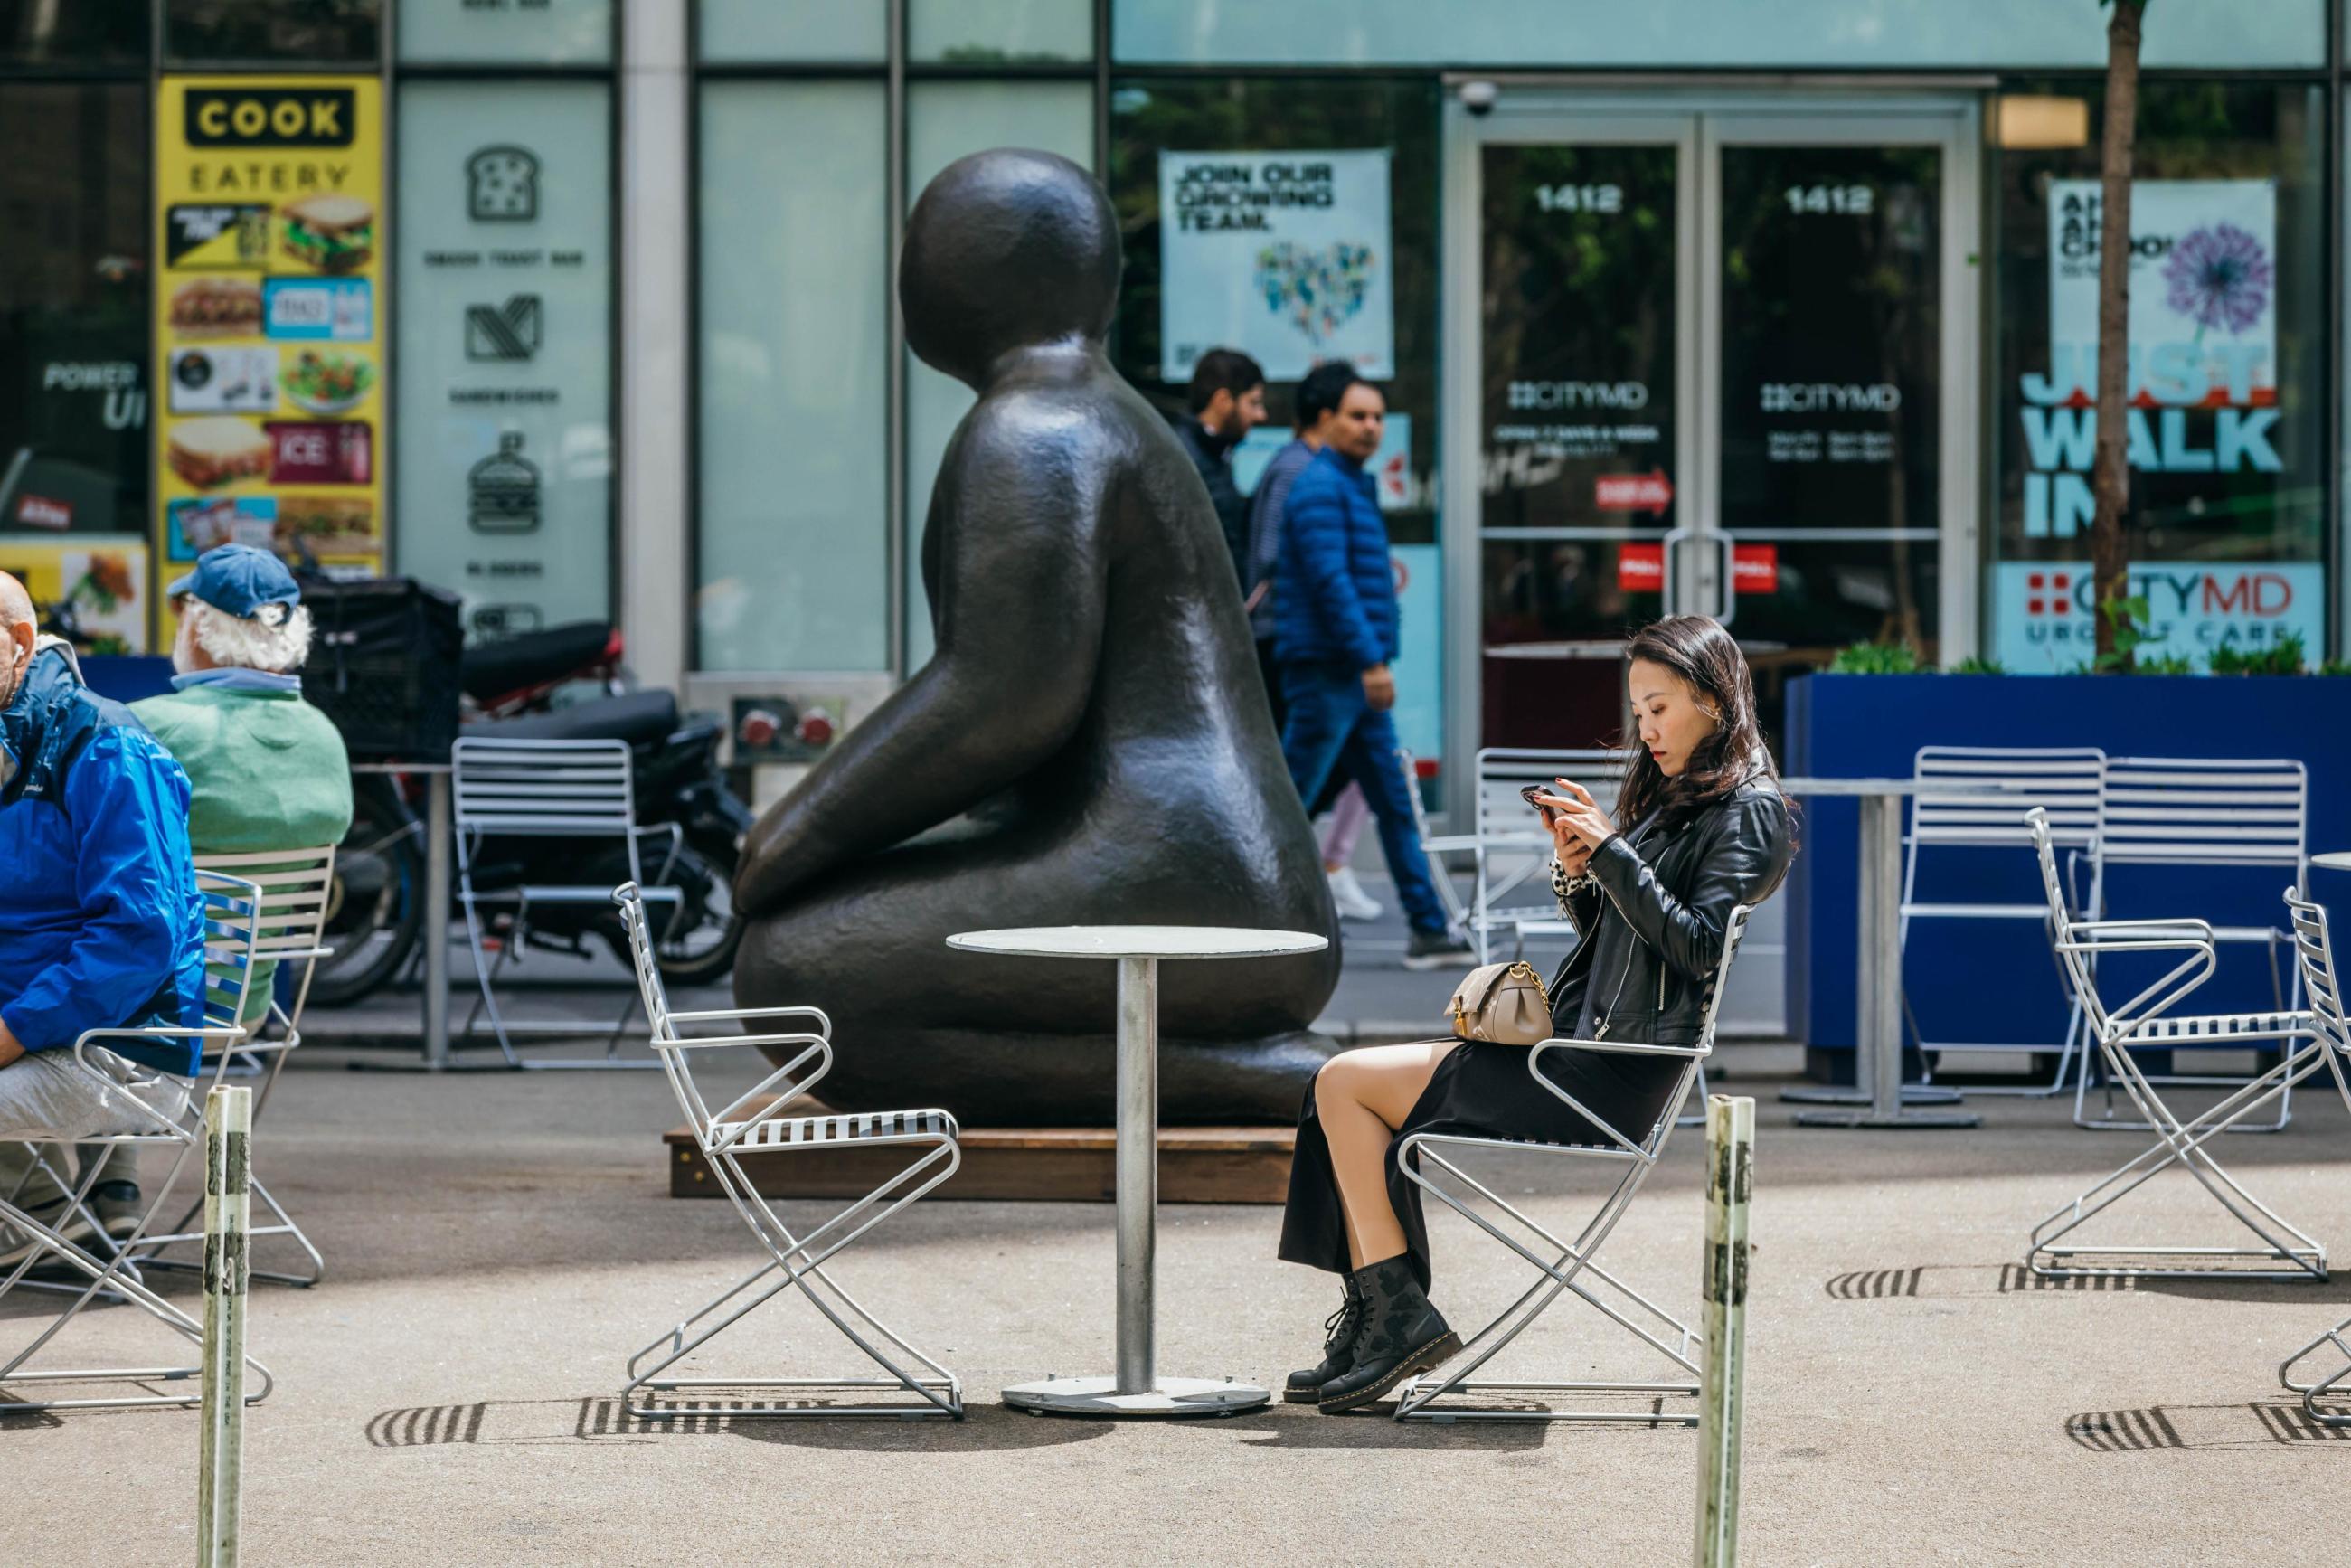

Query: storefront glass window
[399,0,611,65]
[910,0,1091,65]
[1113,0,2322,71]
[395,79,614,641]
[1991,80,2327,671]
[0,0,146,65]
[0,82,151,648]
[696,80,890,672]
[698,0,886,65]
[1109,78,1444,784]
[165,0,382,63]
[902,80,1094,670]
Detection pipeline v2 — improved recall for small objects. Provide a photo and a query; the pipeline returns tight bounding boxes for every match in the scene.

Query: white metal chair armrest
[1531,1034,1709,1061]
[2068,917,2217,940]
[664,1004,835,1035]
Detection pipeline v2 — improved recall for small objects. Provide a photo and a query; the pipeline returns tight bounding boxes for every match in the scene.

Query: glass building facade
[0,0,2342,806]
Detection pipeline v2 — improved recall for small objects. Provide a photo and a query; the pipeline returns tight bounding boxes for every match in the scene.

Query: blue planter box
[1783,673,2351,1065]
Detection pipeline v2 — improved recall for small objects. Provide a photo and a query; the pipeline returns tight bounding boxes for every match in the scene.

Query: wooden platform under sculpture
[664,1098,1295,1205]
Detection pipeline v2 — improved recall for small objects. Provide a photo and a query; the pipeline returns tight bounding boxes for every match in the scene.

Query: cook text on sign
[185,89,356,148]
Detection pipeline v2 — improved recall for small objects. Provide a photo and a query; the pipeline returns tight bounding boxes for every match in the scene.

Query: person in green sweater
[131,543,353,1025]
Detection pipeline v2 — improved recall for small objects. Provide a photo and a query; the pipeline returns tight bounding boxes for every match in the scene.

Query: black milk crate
[299,575,463,761]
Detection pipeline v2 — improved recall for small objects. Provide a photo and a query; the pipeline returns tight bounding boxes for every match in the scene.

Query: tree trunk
[2091,1,2143,666]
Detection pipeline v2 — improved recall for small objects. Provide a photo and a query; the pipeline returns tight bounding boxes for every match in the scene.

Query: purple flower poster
[2044,178,2276,407]
[1158,149,1394,383]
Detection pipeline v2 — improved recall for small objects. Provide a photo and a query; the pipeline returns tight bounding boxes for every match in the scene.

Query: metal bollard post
[199,1085,252,1568]
[1695,1095,1753,1568]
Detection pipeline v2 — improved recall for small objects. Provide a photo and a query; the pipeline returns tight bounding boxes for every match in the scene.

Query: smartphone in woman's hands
[1521,782,1560,823]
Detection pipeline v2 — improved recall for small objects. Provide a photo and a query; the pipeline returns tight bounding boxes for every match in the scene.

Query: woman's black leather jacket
[1546,778,1794,1047]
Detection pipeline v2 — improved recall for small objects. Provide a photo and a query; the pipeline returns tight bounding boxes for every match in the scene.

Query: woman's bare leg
[1315,1040,1459,1268]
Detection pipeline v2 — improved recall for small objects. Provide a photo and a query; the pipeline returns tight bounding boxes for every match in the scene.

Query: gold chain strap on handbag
[1444,959,1553,1046]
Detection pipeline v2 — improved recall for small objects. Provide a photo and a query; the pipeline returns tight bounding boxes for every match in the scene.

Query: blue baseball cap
[166,543,302,619]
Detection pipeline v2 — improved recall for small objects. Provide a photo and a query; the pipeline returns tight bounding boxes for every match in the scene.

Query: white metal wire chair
[2277,889,2351,1424]
[612,883,963,1420]
[2022,810,2325,1283]
[131,846,338,1288]
[2075,757,2309,1130]
[452,736,683,1068]
[0,871,276,1412]
[1899,746,2104,1095]
[1387,904,1751,1424]
[1460,748,1631,964]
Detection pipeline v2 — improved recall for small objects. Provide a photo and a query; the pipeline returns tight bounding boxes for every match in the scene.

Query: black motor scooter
[313,631,753,1006]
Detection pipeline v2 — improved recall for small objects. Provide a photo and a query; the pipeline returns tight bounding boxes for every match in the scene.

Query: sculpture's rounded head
[902,148,1121,389]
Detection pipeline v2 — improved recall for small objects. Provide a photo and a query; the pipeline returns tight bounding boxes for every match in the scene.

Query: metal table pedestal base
[1001,1374,1269,1418]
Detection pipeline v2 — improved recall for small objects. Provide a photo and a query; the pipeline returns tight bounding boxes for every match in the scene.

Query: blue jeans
[1278,662,1449,937]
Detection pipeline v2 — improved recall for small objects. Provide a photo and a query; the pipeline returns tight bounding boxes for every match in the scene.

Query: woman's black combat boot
[1317,1256,1459,1414]
[1284,1274,1366,1403]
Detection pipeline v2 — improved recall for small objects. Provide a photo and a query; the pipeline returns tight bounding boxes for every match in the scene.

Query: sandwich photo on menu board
[283,194,375,275]
[169,277,262,338]
[167,417,270,490]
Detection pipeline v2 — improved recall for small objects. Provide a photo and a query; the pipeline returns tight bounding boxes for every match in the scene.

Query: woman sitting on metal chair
[1277,614,1795,1413]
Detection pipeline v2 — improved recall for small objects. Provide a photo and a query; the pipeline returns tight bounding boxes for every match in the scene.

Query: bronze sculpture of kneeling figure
[732,148,1343,1125]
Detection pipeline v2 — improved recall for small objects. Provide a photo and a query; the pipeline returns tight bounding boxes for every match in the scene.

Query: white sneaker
[1327,865,1384,922]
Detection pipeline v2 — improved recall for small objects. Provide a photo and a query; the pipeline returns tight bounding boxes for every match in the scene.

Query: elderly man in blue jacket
[1273,378,1470,971]
[0,571,207,1260]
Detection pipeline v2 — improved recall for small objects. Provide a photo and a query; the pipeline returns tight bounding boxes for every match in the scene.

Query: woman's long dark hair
[1612,615,1778,832]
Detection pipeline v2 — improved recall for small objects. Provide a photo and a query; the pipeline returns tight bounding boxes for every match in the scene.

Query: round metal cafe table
[944,924,1329,1418]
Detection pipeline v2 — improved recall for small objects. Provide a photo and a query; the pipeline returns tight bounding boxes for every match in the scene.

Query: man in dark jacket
[0,571,207,1261]
[1274,383,1470,970]
[1171,347,1267,589]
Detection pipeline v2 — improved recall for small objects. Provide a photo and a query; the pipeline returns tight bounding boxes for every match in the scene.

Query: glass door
[1469,123,1695,753]
[1699,115,1973,746]
[1449,97,1977,770]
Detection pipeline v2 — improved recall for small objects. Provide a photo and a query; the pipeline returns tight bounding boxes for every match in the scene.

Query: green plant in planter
[1945,656,2007,675]
[2135,651,2195,675]
[2093,594,2154,672]
[2322,658,2351,677]
[2210,634,2307,676]
[1829,640,1922,674]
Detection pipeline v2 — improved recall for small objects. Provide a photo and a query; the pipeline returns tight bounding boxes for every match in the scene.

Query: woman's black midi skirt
[1277,1039,1682,1290]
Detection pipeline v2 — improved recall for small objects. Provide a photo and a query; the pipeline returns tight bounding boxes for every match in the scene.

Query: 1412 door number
[1783,184,1873,215]
[1534,184,1623,214]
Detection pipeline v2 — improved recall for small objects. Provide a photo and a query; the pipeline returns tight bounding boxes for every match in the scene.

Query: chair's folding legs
[0,1144,274,1412]
[2279,1317,2351,1429]
[137,1169,324,1289]
[1389,1138,1698,1425]
[459,888,524,1067]
[1674,1062,1710,1129]
[623,1137,963,1420]
[2029,1044,2327,1281]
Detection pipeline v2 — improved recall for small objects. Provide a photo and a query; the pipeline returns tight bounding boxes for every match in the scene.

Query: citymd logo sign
[185,88,355,147]
[1994,561,2321,671]
[1506,380,1649,410]
[1759,383,1901,413]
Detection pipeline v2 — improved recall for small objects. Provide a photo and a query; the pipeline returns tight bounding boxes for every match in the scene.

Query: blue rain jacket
[1273,447,1401,673]
[0,645,207,1075]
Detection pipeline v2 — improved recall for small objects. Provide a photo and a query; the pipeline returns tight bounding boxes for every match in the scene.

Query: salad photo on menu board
[152,75,387,645]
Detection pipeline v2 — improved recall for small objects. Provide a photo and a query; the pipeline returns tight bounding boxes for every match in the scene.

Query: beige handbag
[1444,960,1553,1046]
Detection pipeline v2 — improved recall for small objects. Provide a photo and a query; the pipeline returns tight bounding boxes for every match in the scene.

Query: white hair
[174,599,314,675]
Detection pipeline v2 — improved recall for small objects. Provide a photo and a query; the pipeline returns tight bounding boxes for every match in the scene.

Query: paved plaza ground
[6,1040,2347,1565]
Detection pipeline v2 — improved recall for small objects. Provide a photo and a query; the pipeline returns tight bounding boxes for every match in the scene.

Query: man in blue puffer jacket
[1274,379,1470,970]
[0,571,206,1259]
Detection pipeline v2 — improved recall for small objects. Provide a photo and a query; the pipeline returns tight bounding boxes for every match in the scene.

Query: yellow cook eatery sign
[152,76,386,645]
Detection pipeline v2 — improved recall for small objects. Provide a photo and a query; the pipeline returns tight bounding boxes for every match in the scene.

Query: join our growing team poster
[151,75,387,644]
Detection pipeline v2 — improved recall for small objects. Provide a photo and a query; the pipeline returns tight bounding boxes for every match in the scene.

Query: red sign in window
[1619,541,1665,593]
[1733,543,1778,595]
